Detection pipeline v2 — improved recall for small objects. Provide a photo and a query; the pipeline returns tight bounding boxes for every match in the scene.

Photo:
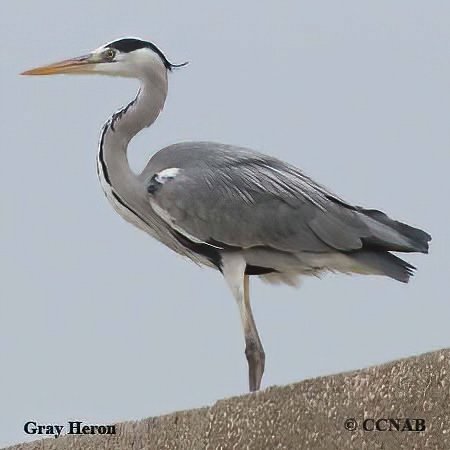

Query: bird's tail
[350,251,416,283]
[358,207,432,254]
[348,208,432,283]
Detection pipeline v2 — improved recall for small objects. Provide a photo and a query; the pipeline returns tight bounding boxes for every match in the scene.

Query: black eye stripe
[106,38,173,70]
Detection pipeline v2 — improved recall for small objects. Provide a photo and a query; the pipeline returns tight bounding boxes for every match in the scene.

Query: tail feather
[351,251,416,283]
[358,208,432,254]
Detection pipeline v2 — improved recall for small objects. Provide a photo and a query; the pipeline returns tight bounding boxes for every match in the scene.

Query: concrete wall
[5,348,449,450]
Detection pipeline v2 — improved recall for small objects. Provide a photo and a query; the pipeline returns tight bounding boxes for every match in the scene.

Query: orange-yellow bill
[21,54,94,75]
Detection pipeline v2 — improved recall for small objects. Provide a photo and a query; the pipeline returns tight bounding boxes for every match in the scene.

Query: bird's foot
[245,339,265,392]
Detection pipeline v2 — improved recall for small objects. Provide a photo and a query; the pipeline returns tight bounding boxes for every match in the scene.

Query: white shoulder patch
[155,167,181,184]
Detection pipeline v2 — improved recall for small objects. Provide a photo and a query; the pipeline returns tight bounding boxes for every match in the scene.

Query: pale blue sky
[2,1,449,446]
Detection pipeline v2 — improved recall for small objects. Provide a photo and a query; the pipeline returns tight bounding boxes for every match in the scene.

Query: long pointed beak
[21,54,96,76]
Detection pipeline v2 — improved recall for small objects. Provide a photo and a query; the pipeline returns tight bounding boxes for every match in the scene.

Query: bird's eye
[104,49,116,61]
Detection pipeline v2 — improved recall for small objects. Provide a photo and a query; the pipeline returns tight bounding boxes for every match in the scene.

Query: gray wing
[143,142,427,255]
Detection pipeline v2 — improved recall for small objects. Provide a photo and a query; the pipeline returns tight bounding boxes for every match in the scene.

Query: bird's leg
[243,274,265,391]
[222,254,265,392]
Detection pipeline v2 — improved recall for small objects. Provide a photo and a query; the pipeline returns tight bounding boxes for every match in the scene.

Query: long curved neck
[97,68,168,200]
[96,65,194,258]
[109,73,168,143]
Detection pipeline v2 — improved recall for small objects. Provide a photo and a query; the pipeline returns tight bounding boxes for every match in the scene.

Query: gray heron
[22,37,431,392]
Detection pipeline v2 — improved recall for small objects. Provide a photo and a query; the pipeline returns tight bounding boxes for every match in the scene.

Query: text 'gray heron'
[22,37,431,392]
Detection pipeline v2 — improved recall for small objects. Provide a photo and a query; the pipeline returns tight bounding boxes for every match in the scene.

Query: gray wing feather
[144,142,423,254]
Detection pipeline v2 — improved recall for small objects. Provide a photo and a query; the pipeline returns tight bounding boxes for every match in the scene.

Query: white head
[21,37,188,81]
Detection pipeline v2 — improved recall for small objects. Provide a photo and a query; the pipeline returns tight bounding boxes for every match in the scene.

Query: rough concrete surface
[4,348,449,450]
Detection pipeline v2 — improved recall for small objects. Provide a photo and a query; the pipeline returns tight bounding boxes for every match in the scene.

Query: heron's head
[21,37,187,80]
